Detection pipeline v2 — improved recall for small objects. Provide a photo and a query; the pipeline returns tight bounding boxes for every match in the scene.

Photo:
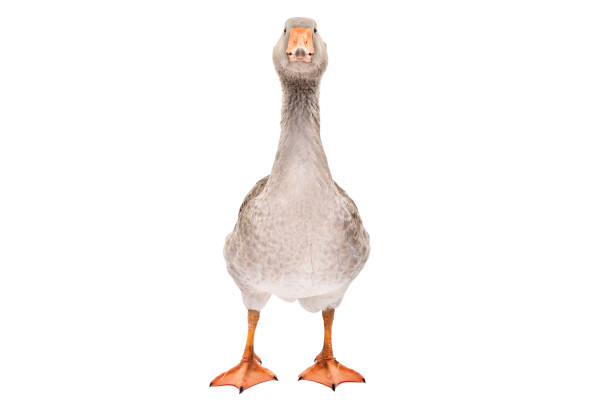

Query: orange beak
[286,27,315,63]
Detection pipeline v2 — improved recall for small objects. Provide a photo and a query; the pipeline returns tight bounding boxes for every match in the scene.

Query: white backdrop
[1,1,611,407]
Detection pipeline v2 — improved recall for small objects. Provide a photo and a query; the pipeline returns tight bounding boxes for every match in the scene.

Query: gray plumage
[223,17,369,313]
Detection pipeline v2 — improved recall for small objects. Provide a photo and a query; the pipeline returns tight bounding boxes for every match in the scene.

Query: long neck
[267,79,334,196]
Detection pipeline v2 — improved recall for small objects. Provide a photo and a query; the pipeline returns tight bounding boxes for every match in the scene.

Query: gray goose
[210,17,369,393]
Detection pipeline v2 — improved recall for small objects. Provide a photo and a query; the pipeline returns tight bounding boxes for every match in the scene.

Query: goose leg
[210,310,277,393]
[298,308,365,390]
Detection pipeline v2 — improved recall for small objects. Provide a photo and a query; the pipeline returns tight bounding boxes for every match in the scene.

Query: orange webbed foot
[210,359,277,393]
[298,358,365,391]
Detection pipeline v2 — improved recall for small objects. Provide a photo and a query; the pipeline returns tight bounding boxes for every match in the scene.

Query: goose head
[273,17,328,83]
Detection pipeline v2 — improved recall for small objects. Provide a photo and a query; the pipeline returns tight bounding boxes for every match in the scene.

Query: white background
[1,0,611,407]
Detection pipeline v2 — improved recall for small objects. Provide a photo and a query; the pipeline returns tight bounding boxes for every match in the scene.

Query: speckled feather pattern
[223,17,369,313]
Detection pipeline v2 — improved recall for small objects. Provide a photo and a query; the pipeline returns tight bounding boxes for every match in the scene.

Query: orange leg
[210,310,277,393]
[298,308,365,391]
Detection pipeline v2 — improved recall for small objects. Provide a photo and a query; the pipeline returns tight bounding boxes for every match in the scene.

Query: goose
[210,17,369,393]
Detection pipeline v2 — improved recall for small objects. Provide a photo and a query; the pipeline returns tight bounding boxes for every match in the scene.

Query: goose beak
[286,27,314,63]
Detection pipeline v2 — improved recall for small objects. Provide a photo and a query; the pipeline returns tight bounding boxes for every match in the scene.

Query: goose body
[224,172,369,311]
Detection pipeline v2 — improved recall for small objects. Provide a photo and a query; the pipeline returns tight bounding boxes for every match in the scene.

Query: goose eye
[284,28,286,33]
[314,28,317,33]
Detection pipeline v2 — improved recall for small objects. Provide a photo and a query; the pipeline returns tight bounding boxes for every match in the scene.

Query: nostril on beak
[295,48,306,58]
